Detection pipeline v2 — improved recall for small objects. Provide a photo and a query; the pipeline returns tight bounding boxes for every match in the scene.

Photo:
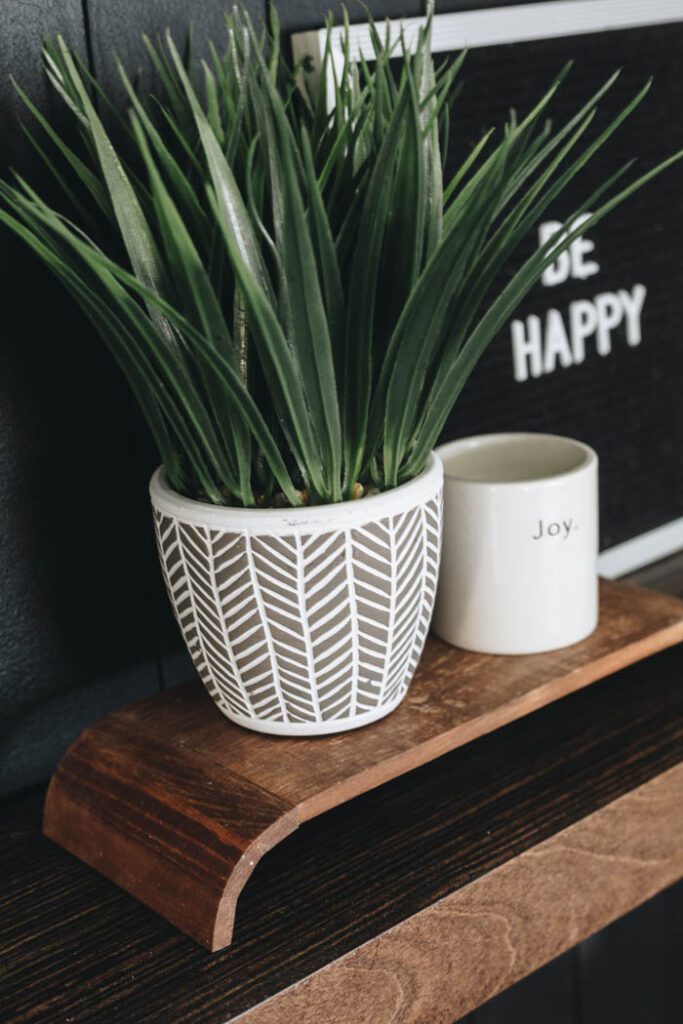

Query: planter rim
[150,452,442,535]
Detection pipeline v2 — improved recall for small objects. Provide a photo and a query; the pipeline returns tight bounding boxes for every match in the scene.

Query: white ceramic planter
[150,455,443,736]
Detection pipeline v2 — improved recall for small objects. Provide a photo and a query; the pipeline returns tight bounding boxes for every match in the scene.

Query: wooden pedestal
[43,578,683,951]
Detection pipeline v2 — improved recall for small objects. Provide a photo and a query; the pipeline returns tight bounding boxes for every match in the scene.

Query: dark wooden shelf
[2,557,683,1023]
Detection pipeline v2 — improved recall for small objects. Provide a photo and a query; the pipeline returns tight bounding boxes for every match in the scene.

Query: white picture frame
[292,1,683,110]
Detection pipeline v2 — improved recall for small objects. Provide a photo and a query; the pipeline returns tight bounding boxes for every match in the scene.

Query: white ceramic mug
[433,433,599,655]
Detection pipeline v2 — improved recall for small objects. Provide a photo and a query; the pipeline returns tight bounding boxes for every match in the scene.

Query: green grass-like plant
[1,6,680,506]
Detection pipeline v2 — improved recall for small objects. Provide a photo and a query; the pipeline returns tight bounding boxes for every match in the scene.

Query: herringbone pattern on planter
[154,494,442,728]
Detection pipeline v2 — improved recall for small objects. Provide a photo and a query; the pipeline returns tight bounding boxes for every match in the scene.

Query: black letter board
[293,1,683,573]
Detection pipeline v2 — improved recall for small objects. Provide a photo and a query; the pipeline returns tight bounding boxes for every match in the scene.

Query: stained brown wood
[43,577,683,951]
[235,764,683,1024]
[45,718,297,949]
[3,619,682,1023]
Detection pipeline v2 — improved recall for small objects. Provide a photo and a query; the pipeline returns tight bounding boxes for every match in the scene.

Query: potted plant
[1,6,679,735]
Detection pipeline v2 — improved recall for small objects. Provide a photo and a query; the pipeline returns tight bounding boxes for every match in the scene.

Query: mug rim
[435,432,597,488]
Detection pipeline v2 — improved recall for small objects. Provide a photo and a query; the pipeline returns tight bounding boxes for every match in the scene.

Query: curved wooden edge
[43,716,300,951]
[42,579,683,951]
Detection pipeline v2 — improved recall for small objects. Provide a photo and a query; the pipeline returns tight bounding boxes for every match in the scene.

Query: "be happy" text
[510,215,646,383]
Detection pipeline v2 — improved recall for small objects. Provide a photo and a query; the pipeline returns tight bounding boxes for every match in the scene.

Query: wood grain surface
[44,717,298,949]
[3,634,682,1023]
[42,578,683,951]
[236,764,683,1024]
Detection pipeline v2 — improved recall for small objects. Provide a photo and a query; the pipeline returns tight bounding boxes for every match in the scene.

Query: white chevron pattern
[153,490,442,730]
